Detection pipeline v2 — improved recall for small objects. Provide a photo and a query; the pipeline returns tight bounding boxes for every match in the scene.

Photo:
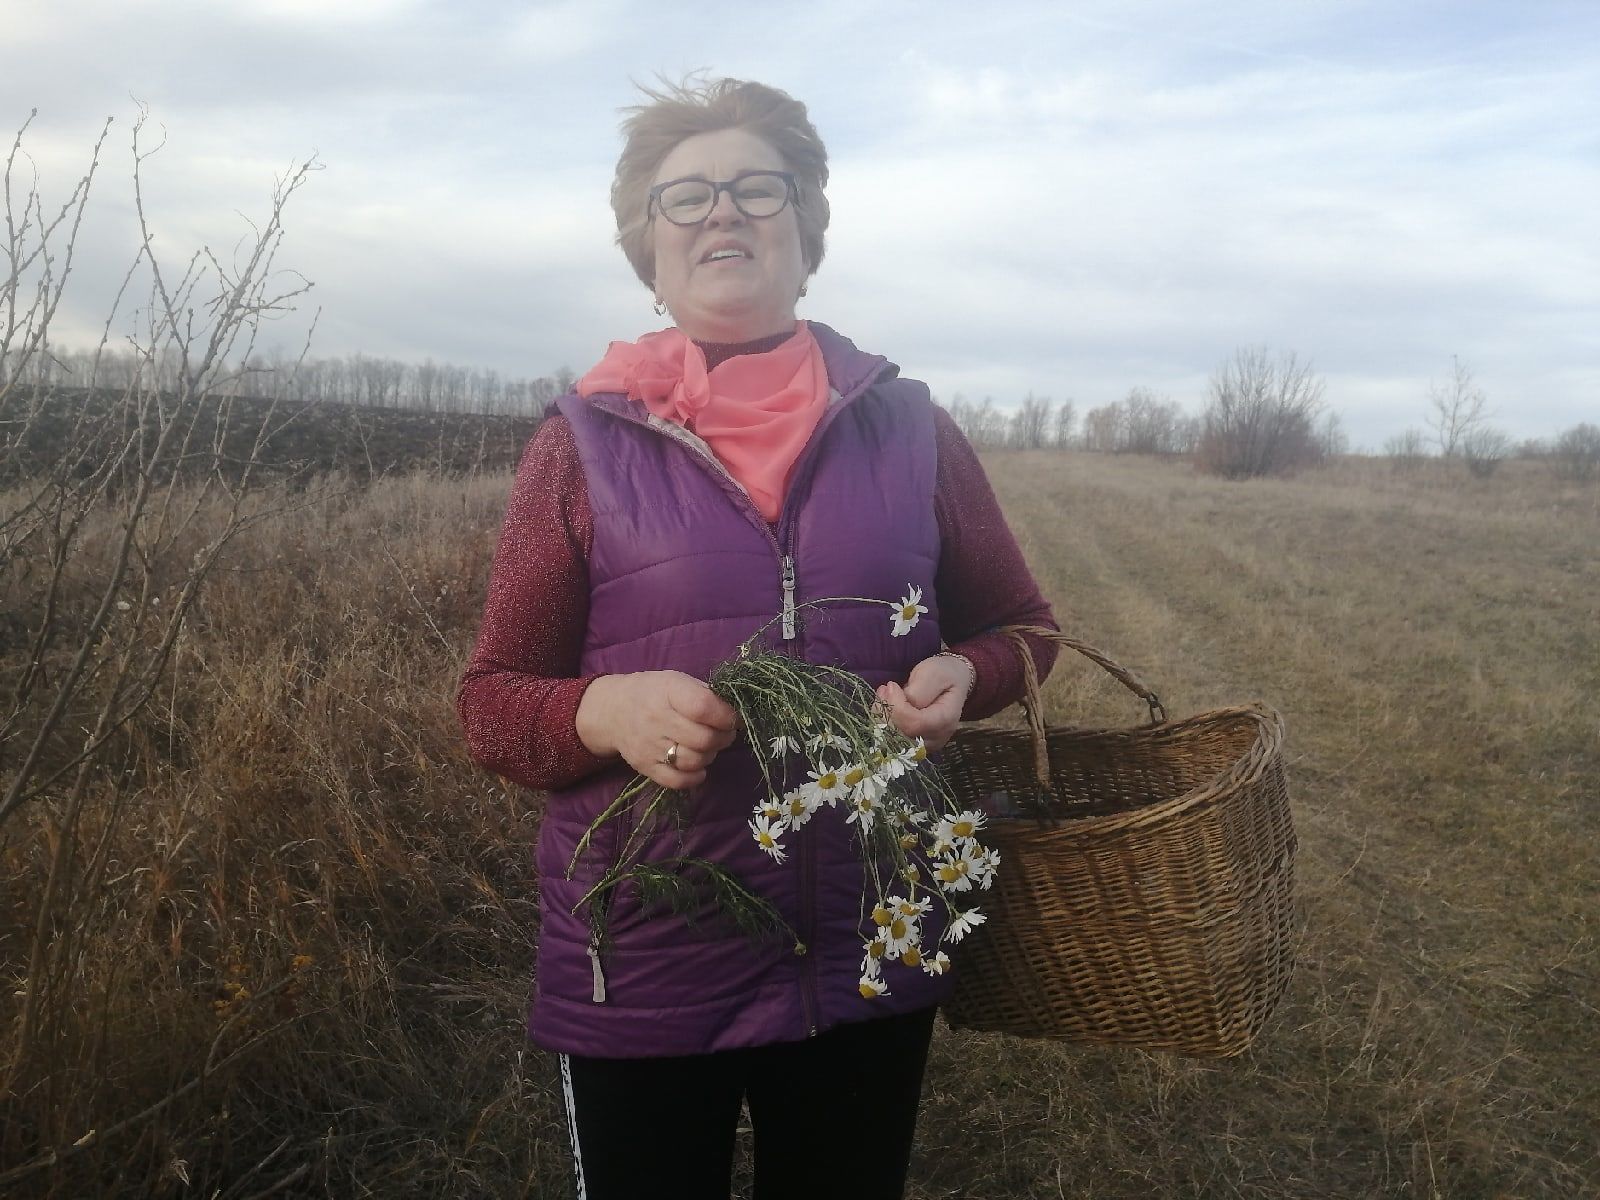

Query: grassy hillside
[1,447,1595,1197]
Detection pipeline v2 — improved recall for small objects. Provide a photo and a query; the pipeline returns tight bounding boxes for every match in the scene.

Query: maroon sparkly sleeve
[456,415,612,791]
[931,407,1061,720]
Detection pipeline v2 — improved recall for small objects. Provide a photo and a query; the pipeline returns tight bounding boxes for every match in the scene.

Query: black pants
[559,1006,938,1200]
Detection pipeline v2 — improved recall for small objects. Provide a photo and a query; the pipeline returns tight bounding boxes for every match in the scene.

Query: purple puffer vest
[532,323,954,1059]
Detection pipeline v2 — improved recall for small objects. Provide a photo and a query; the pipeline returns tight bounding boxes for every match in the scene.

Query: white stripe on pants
[558,1052,588,1200]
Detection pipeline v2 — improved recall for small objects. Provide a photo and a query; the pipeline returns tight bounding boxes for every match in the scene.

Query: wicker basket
[938,627,1297,1057]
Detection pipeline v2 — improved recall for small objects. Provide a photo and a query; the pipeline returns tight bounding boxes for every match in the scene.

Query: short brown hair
[611,77,830,290]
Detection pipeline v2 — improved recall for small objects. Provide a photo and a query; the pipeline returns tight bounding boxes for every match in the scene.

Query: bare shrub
[1052,398,1076,448]
[1550,422,1600,483]
[1008,392,1054,449]
[1461,426,1512,479]
[1383,428,1429,473]
[944,394,1009,449]
[1,109,319,1192]
[1515,437,1549,460]
[1082,387,1187,455]
[1316,411,1349,460]
[1194,346,1326,478]
[1426,355,1490,457]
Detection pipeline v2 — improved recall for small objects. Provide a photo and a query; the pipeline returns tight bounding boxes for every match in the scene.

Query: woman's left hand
[874,654,974,753]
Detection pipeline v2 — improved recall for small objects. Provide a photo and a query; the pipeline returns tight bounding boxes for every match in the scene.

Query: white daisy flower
[891,895,932,919]
[897,738,929,771]
[877,912,920,959]
[920,950,953,976]
[805,730,851,755]
[860,940,885,977]
[890,585,928,637]
[934,810,987,847]
[845,791,879,833]
[748,814,789,864]
[781,785,822,830]
[858,973,889,999]
[870,749,908,780]
[804,764,849,807]
[970,846,1001,891]
[942,908,987,944]
[933,846,980,893]
[844,763,888,806]
[881,801,909,831]
[753,796,786,824]
[768,734,801,759]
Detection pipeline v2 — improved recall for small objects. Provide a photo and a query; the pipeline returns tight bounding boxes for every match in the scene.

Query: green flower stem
[565,774,657,881]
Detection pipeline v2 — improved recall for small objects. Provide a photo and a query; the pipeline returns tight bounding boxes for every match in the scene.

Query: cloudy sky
[6,0,1596,448]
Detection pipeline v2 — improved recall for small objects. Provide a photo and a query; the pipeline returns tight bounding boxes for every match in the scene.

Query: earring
[798,282,808,299]
[653,297,667,316]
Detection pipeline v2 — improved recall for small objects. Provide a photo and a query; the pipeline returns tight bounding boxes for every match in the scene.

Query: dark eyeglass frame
[647,170,798,226]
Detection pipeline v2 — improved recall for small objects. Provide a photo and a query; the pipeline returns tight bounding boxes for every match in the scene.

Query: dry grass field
[2,448,1596,1197]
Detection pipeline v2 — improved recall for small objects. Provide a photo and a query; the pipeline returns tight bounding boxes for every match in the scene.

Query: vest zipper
[780,555,797,641]
[588,935,607,1003]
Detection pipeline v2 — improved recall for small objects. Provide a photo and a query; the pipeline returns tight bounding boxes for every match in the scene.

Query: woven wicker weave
[939,627,1296,1057]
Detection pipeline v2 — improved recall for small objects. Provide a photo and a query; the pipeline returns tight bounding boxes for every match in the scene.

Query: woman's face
[650,127,807,344]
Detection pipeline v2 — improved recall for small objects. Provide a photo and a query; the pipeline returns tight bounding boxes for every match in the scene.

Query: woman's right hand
[575,671,740,790]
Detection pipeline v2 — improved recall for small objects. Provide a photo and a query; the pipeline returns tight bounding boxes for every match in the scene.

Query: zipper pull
[588,939,607,1003]
[781,555,797,641]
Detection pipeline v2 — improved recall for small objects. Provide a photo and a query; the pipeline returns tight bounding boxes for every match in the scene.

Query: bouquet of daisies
[568,586,998,1000]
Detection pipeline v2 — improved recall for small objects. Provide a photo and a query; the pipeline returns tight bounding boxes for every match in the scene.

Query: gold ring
[664,741,679,768]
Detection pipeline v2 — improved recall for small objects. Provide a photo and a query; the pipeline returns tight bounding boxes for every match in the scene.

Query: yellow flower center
[900,604,917,619]
[867,939,886,958]
[953,819,974,837]
[817,772,838,790]
[910,745,927,762]
[788,797,807,816]
[901,946,922,967]
[758,831,775,849]
[872,905,893,927]
[859,981,883,998]
[889,918,908,940]
[844,767,866,786]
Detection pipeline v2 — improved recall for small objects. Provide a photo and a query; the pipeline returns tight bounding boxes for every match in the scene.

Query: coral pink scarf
[576,321,829,521]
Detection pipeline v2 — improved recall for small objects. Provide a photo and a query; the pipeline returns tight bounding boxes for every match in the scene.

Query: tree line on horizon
[942,349,1599,483]
[11,340,1597,484]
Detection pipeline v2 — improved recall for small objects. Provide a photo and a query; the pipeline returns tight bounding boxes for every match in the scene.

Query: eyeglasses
[648,171,797,226]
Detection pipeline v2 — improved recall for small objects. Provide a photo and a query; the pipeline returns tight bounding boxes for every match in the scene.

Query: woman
[458,78,1059,1200]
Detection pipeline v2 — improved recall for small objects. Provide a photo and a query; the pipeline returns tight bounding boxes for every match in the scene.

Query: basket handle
[995,625,1167,788]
